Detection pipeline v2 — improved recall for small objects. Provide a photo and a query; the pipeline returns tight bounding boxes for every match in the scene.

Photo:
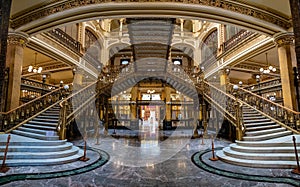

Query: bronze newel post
[233,85,243,141]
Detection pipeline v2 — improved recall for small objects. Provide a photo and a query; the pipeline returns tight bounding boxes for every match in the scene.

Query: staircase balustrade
[57,80,112,139]
[198,81,244,140]
[229,83,300,133]
[0,86,65,132]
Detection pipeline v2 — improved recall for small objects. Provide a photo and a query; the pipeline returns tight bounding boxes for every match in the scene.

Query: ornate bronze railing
[21,77,58,90]
[229,83,300,133]
[0,86,65,132]
[57,80,112,139]
[223,29,254,52]
[197,81,244,140]
[243,78,282,94]
[48,28,81,54]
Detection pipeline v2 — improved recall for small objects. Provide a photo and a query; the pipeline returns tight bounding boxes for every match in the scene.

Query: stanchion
[95,126,100,145]
[292,136,300,175]
[209,138,218,161]
[200,129,205,145]
[80,137,90,162]
[0,134,11,173]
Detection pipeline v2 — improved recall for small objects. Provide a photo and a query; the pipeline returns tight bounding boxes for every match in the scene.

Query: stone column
[219,68,230,89]
[180,19,184,37]
[0,0,12,112]
[289,0,300,76]
[164,86,172,129]
[73,66,84,86]
[5,32,28,110]
[274,33,297,110]
[130,86,138,128]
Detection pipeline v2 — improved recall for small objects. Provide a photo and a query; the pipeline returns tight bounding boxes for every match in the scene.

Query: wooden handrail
[0,86,64,115]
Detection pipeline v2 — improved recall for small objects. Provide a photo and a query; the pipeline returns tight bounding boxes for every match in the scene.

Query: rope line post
[201,128,205,145]
[0,134,11,173]
[292,136,300,175]
[80,136,90,162]
[209,137,218,161]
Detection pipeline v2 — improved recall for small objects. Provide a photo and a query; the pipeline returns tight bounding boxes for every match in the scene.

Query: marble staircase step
[216,150,298,168]
[40,112,59,116]
[244,121,276,128]
[37,115,59,119]
[243,118,269,124]
[33,117,58,123]
[18,127,57,136]
[245,124,281,131]
[0,142,72,152]
[243,116,266,120]
[243,131,292,141]
[222,147,298,161]
[243,113,263,117]
[235,140,300,147]
[1,149,84,166]
[12,130,59,141]
[23,123,56,131]
[28,120,57,126]
[243,111,259,114]
[0,146,79,159]
[245,127,286,136]
[230,143,297,153]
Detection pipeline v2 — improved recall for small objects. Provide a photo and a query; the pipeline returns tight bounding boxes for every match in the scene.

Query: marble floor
[0,130,300,187]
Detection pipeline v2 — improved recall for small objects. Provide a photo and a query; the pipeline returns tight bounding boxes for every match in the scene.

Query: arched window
[85,29,102,69]
[201,29,218,64]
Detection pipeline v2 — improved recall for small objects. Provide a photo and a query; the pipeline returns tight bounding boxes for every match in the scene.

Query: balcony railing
[222,29,254,52]
[48,28,82,54]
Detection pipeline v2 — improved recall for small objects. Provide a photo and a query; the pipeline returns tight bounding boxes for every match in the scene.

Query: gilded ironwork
[11,0,291,30]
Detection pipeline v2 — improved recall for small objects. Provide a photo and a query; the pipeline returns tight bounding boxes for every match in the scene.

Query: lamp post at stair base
[233,84,243,141]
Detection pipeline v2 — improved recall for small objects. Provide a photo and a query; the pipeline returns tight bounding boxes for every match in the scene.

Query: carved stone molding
[273,32,295,47]
[7,31,29,47]
[11,0,291,30]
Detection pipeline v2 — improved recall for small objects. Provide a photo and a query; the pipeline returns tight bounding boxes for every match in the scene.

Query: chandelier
[28,52,42,73]
[259,53,276,74]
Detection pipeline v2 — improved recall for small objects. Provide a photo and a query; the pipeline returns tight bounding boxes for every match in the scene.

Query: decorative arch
[84,28,102,69]
[12,1,289,36]
[201,28,218,64]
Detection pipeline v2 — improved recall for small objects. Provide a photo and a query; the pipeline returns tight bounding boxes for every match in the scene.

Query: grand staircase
[0,105,83,166]
[216,106,299,168]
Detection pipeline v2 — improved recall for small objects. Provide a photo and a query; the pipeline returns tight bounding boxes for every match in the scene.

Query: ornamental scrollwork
[11,0,291,30]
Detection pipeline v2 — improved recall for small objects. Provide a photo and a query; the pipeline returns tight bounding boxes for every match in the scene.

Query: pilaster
[274,32,297,110]
[6,31,29,110]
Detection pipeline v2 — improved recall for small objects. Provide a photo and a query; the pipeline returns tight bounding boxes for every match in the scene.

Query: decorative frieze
[273,32,295,47]
[7,32,29,47]
[11,0,291,30]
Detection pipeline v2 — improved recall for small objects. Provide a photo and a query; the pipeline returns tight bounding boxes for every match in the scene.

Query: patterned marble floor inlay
[1,136,299,186]
[192,148,300,187]
[0,147,109,185]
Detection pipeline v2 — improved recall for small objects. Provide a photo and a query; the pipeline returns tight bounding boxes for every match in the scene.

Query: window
[201,29,218,63]
[120,58,130,65]
[172,58,182,65]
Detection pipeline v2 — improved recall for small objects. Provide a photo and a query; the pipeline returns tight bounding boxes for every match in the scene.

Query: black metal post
[294,67,300,111]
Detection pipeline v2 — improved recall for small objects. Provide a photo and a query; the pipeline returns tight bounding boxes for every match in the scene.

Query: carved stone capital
[273,32,294,47]
[7,31,29,47]
[218,68,230,76]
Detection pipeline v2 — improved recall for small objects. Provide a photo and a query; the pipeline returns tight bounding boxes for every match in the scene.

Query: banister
[229,82,300,115]
[0,86,63,115]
